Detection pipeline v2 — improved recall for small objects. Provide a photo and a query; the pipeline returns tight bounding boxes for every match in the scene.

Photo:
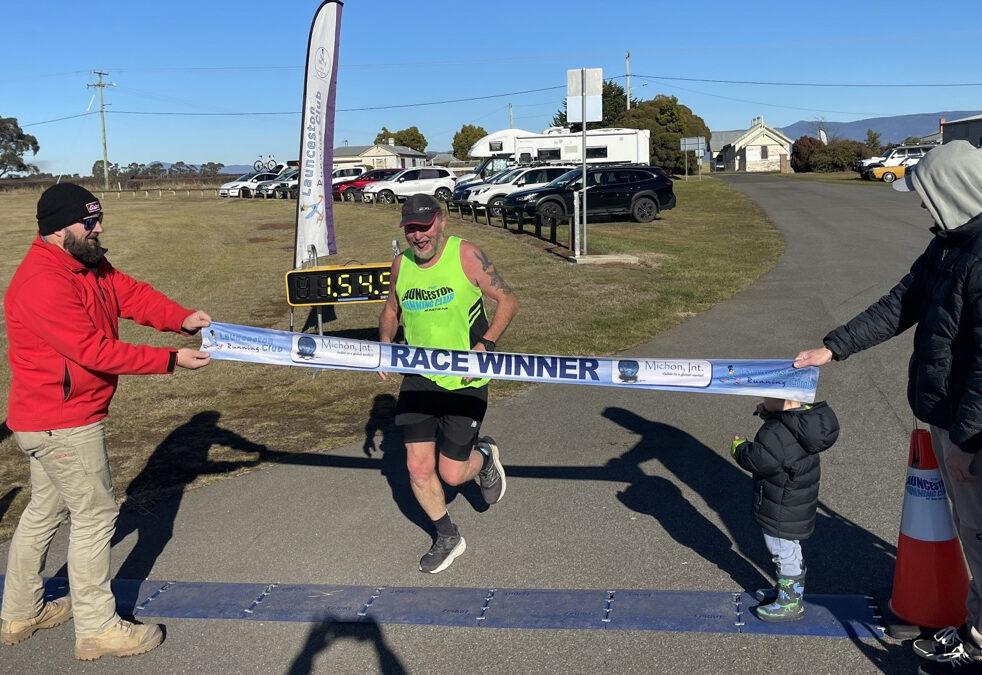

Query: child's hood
[775,401,839,454]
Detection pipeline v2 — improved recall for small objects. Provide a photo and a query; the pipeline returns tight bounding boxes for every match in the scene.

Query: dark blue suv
[502,166,675,225]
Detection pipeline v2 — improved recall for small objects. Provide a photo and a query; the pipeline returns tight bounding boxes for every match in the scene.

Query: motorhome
[457,127,652,185]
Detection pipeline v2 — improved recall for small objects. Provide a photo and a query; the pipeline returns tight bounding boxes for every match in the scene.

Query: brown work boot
[1,597,73,645]
[74,618,163,661]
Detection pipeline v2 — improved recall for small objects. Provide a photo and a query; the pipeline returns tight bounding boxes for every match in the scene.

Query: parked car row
[452,164,578,218]
[854,142,938,180]
[218,162,678,227]
[217,165,374,199]
[333,162,677,225]
[333,168,403,201]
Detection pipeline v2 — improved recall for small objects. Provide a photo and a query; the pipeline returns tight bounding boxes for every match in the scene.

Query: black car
[501,166,675,225]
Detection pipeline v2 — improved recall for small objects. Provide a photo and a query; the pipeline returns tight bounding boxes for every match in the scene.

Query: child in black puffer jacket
[731,397,839,622]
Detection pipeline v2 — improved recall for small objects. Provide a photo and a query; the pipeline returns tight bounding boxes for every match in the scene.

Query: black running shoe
[476,436,506,505]
[916,625,971,661]
[418,528,466,574]
[917,630,982,674]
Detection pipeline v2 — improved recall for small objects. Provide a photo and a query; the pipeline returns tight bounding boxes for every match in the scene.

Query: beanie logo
[85,200,101,214]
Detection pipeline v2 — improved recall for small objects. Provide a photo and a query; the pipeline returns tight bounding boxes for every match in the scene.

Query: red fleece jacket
[4,236,192,431]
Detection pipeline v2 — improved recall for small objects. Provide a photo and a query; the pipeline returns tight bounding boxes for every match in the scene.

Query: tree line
[91,160,227,179]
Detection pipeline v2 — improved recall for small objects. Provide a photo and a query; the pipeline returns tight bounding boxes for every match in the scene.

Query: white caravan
[458,126,651,184]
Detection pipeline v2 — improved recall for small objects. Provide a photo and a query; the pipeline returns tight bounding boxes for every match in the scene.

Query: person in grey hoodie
[794,140,982,675]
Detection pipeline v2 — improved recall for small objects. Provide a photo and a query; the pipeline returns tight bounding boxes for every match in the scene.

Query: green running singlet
[395,236,489,390]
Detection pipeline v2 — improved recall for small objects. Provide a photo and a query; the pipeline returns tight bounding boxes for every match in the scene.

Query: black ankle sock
[477,445,491,470]
[434,512,455,537]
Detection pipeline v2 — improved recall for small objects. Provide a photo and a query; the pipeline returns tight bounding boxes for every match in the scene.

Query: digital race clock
[285,263,391,306]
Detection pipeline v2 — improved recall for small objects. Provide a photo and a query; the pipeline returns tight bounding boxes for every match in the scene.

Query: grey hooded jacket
[823,141,982,452]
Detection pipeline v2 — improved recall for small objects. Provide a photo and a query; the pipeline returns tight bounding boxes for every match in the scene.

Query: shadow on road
[287,615,407,675]
[110,411,269,581]
[600,407,897,597]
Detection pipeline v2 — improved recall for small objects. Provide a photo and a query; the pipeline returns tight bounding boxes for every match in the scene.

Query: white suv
[470,165,577,218]
[362,167,456,204]
[854,143,938,173]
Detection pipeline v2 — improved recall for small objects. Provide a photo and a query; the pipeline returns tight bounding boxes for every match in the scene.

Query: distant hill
[778,111,981,144]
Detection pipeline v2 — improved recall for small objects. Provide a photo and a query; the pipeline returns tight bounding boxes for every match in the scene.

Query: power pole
[625,51,631,110]
[508,102,513,128]
[87,71,115,190]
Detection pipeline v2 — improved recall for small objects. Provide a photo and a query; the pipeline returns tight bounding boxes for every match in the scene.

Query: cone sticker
[889,428,969,628]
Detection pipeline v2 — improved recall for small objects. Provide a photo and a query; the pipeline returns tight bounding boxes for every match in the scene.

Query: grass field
[0,178,782,539]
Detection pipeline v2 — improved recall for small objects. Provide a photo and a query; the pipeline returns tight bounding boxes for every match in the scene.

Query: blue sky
[5,0,982,176]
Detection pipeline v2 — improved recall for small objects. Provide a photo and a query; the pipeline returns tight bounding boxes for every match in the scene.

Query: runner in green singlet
[379,193,518,573]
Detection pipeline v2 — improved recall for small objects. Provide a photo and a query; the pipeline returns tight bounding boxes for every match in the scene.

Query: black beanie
[36,183,102,235]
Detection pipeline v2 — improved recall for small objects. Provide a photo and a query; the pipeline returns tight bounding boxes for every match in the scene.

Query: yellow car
[869,161,913,184]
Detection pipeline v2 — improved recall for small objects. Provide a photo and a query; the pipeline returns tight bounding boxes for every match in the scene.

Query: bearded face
[63,227,106,266]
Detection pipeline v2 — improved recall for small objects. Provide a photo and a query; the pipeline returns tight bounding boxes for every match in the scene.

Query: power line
[22,112,98,127]
[631,74,982,88]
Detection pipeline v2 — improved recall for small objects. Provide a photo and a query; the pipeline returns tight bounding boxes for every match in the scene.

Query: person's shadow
[602,407,767,590]
[602,406,897,597]
[108,410,269,581]
[0,487,22,523]
[287,615,407,675]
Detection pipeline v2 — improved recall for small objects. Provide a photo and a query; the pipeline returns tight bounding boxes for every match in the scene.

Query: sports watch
[478,338,496,352]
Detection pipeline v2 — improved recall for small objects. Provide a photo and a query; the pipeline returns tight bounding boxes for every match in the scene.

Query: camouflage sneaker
[74,619,163,661]
[756,566,806,604]
[419,527,466,574]
[755,577,804,623]
[475,436,506,505]
[1,597,72,645]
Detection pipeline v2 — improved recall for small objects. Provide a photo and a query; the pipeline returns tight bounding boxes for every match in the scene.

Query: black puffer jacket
[823,216,982,452]
[734,402,839,540]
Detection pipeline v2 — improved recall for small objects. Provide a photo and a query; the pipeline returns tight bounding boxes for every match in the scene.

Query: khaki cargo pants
[1,421,121,637]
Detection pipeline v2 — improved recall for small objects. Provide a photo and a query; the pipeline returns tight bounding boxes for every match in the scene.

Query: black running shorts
[395,374,488,461]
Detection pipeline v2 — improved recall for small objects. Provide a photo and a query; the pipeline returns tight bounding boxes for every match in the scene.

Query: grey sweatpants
[930,425,982,632]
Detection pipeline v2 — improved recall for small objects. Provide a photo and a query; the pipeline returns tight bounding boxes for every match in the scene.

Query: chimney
[388,138,395,146]
[939,117,946,133]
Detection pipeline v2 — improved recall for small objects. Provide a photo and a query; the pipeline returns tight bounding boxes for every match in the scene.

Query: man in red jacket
[1,183,211,660]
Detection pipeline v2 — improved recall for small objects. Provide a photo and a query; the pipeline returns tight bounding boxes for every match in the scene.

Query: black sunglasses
[80,213,103,231]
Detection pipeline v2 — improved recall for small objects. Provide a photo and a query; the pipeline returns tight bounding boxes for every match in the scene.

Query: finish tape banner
[201,322,819,401]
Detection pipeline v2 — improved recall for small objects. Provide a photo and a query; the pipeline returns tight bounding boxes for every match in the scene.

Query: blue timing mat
[1,576,883,638]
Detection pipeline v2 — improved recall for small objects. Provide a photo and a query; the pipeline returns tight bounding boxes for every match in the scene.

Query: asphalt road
[1,174,942,674]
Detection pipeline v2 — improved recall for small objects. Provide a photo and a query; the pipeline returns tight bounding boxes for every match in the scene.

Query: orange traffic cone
[889,428,969,628]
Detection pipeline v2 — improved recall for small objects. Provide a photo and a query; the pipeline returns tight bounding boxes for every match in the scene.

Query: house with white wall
[714,117,793,172]
[333,141,427,170]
